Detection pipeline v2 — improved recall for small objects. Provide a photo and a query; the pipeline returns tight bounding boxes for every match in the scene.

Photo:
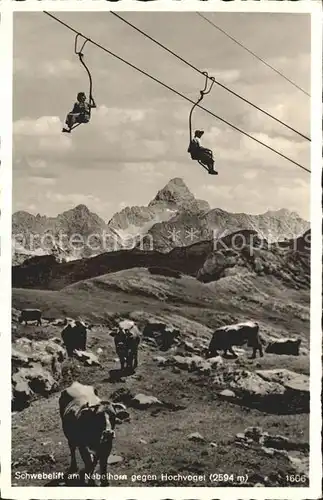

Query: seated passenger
[62,92,96,133]
[188,130,218,175]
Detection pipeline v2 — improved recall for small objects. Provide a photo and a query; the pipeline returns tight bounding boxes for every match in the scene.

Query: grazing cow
[207,321,263,359]
[265,338,301,356]
[61,320,88,357]
[19,309,42,326]
[59,381,118,486]
[111,320,141,372]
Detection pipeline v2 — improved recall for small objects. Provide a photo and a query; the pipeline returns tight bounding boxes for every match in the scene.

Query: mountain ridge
[12,228,310,292]
[12,177,309,264]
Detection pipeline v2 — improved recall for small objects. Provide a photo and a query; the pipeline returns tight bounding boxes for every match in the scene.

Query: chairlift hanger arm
[189,72,215,141]
[74,34,94,104]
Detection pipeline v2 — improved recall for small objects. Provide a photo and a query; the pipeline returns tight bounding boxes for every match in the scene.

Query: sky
[13,11,311,221]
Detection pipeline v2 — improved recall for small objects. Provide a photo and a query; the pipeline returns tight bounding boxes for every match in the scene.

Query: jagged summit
[149,177,194,206]
[149,177,210,213]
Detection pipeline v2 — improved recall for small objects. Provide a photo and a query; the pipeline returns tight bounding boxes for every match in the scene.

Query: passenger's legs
[199,151,217,174]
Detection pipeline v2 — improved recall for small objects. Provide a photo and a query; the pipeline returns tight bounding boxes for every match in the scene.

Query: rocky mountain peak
[66,204,91,216]
[149,177,195,208]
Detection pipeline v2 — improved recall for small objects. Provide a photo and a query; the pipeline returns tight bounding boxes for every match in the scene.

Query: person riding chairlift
[190,130,218,175]
[62,91,96,133]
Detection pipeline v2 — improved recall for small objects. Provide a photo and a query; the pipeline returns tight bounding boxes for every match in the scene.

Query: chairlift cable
[43,12,311,174]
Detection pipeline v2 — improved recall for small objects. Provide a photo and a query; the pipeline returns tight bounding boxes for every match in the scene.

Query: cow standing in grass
[59,381,118,486]
[265,338,301,356]
[111,320,141,373]
[61,319,88,357]
[207,321,264,359]
[19,309,42,326]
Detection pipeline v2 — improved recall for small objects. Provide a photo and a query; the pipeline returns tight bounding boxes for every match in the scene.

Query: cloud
[275,177,310,217]
[28,176,57,186]
[95,106,147,123]
[243,169,259,180]
[206,68,241,84]
[13,116,63,136]
[13,116,73,159]
[14,58,80,79]
[12,12,311,221]
[42,191,112,218]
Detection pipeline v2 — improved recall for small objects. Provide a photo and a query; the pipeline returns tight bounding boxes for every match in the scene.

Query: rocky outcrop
[130,394,163,409]
[235,426,309,479]
[74,350,101,366]
[197,231,310,289]
[213,367,309,414]
[170,354,223,374]
[12,338,65,410]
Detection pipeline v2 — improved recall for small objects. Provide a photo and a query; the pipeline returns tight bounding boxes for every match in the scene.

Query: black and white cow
[59,381,125,486]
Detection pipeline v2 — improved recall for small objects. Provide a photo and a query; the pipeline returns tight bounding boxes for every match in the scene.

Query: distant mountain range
[12,177,310,265]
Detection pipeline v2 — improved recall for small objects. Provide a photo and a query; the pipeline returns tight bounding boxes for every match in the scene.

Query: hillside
[12,266,310,487]
[11,177,312,488]
[12,229,310,291]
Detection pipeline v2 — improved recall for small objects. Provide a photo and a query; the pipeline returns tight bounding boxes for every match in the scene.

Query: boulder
[208,356,224,369]
[12,348,30,367]
[189,356,212,374]
[213,368,285,399]
[219,389,236,399]
[74,350,101,366]
[256,369,309,413]
[171,355,212,374]
[13,338,65,367]
[12,363,57,410]
[171,355,190,370]
[188,432,205,442]
[131,394,162,409]
[237,427,309,454]
[108,455,123,465]
[153,356,169,366]
[213,366,308,413]
[12,337,66,411]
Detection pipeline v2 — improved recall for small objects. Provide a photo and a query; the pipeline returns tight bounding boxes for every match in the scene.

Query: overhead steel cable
[111,11,310,142]
[43,12,311,174]
[197,12,311,98]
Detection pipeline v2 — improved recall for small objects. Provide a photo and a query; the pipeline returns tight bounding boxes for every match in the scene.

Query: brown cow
[61,319,88,357]
[265,338,301,356]
[59,382,123,486]
[19,309,42,326]
[207,321,264,359]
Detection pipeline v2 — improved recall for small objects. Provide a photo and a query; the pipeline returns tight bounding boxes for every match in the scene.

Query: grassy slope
[12,268,310,487]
